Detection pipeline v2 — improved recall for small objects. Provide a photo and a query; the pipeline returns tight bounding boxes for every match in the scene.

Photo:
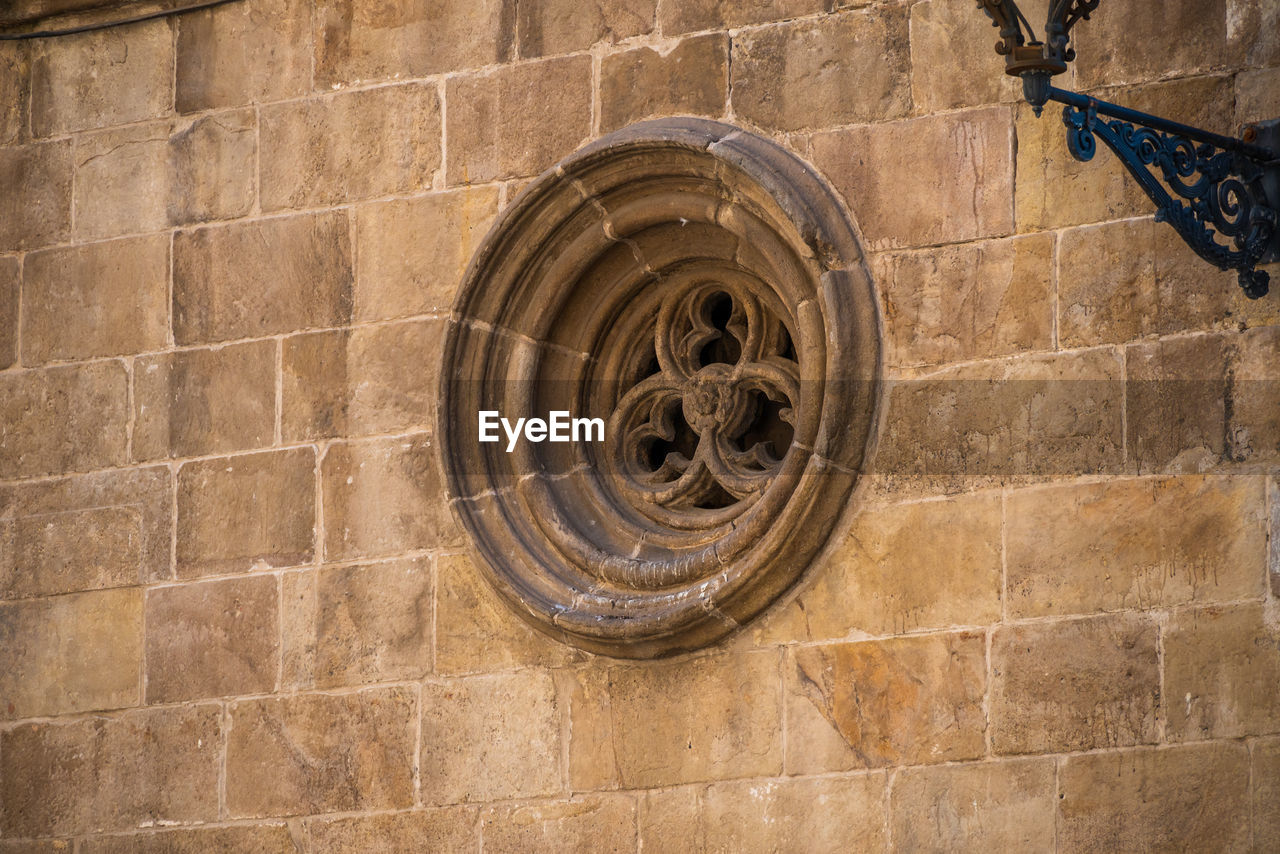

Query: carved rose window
[607,284,799,518]
[440,118,880,657]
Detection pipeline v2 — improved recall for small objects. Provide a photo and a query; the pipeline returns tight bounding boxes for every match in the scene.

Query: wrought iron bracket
[1050,88,1279,299]
[975,1,1280,299]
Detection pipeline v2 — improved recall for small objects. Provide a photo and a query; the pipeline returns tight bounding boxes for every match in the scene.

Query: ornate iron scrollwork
[973,0,1280,299]
[1062,97,1278,299]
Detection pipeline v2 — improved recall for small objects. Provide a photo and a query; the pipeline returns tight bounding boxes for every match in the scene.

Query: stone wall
[1,0,1278,850]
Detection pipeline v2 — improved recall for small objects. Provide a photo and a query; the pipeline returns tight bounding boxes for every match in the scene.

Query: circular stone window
[439,118,880,658]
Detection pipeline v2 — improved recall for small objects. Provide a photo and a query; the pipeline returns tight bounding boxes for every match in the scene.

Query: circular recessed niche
[439,118,880,658]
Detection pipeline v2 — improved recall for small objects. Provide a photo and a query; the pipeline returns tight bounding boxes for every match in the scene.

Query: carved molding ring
[440,118,880,658]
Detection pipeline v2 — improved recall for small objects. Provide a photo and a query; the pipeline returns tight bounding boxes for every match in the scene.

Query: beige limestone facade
[0,0,1278,851]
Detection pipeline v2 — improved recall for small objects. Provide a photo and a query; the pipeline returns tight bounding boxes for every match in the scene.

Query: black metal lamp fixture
[977,1,1280,298]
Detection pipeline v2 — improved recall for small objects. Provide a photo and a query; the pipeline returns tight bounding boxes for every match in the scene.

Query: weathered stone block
[165,109,258,226]
[30,20,172,137]
[1074,0,1229,89]
[73,123,171,240]
[1229,326,1280,466]
[176,448,315,577]
[1236,67,1280,126]
[1256,736,1280,848]
[260,83,441,211]
[1058,743,1251,852]
[909,0,1020,113]
[0,43,29,146]
[1164,603,1280,741]
[2,508,139,605]
[321,434,460,561]
[0,140,71,251]
[810,107,1013,251]
[311,557,432,687]
[698,775,886,853]
[1058,218,1154,347]
[227,687,417,817]
[279,569,316,688]
[787,632,986,773]
[1127,333,1228,473]
[0,705,220,837]
[74,112,256,240]
[0,466,172,597]
[569,650,781,789]
[434,553,583,675]
[0,256,17,368]
[79,826,296,854]
[1229,0,1280,67]
[306,809,477,853]
[133,340,276,460]
[891,758,1056,853]
[421,671,561,804]
[991,613,1160,754]
[0,841,71,853]
[1016,77,1234,233]
[732,7,909,133]
[354,188,498,321]
[518,0,654,57]
[754,493,1001,642]
[873,233,1053,368]
[1006,476,1266,617]
[637,787,701,853]
[176,0,311,113]
[600,34,727,133]
[875,348,1124,477]
[0,360,129,478]
[173,211,353,345]
[1057,217,1252,349]
[315,0,513,85]
[446,56,591,185]
[282,320,439,441]
[145,574,279,703]
[481,796,635,853]
[0,587,141,719]
[21,235,168,365]
[1272,476,1280,598]
[657,0,828,34]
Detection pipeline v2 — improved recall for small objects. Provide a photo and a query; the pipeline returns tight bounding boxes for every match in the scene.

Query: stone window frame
[439,117,881,658]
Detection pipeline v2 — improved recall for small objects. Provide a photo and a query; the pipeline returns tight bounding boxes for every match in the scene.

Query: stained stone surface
[787,632,986,772]
[134,339,277,459]
[600,34,728,132]
[890,759,1056,853]
[0,1,1275,848]
[1059,743,1251,851]
[1006,476,1267,616]
[569,650,783,788]
[991,614,1162,754]
[173,212,354,345]
[420,671,562,805]
[0,705,221,837]
[731,7,911,132]
[0,587,142,719]
[226,687,417,817]
[176,448,316,577]
[21,235,169,364]
[144,574,280,703]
